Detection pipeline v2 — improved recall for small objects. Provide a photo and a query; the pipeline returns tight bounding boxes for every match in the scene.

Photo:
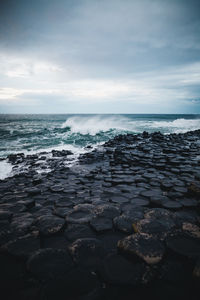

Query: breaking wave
[61,115,200,135]
[61,115,129,135]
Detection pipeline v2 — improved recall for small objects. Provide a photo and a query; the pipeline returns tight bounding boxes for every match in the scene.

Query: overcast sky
[0,0,200,113]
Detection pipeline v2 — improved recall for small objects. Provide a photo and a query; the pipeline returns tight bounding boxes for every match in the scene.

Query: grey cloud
[0,0,200,113]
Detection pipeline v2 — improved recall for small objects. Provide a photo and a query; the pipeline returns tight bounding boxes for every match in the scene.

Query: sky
[0,0,200,114]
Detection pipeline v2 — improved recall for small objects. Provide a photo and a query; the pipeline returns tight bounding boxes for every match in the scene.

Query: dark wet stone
[118,233,165,264]
[52,149,73,157]
[94,204,120,218]
[150,195,169,206]
[36,215,65,236]
[20,198,35,209]
[158,259,192,284]
[174,210,199,226]
[68,238,105,270]
[182,223,200,239]
[131,197,150,206]
[180,198,198,207]
[166,234,200,258]
[27,248,74,280]
[113,210,144,234]
[0,203,27,213]
[25,187,41,195]
[11,214,34,235]
[135,218,175,240]
[54,198,73,207]
[140,189,162,199]
[98,231,126,253]
[53,207,72,218]
[173,186,188,193]
[66,208,95,224]
[188,182,200,197]
[193,258,200,280]
[0,210,12,221]
[42,235,70,250]
[50,185,64,193]
[40,266,101,300]
[144,208,174,221]
[100,253,147,286]
[0,253,26,293]
[162,201,183,209]
[110,195,129,204]
[161,180,174,190]
[90,217,113,232]
[2,233,40,258]
[64,224,96,242]
[73,203,95,210]
[33,207,53,217]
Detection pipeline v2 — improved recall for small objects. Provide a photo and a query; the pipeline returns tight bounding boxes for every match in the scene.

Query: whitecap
[61,115,129,135]
[0,160,13,180]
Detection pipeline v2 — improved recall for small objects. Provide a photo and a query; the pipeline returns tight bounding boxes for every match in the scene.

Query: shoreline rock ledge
[0,130,200,300]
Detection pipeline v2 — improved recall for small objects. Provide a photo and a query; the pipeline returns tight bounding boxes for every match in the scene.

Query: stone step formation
[0,130,200,300]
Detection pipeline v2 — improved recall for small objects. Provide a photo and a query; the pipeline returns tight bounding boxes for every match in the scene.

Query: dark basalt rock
[54,197,73,207]
[188,182,200,197]
[180,198,198,207]
[182,223,200,239]
[53,207,72,218]
[0,253,25,291]
[90,216,113,232]
[52,149,73,157]
[140,190,162,199]
[157,260,193,291]
[25,187,41,195]
[40,266,101,300]
[166,234,200,258]
[19,198,35,209]
[162,200,183,209]
[118,233,165,264]
[110,195,129,204]
[100,253,147,286]
[36,215,65,236]
[144,208,174,221]
[0,210,13,221]
[0,203,27,213]
[11,213,34,235]
[68,238,105,270]
[98,231,126,253]
[131,197,150,206]
[193,258,200,281]
[1,232,40,258]
[94,203,120,218]
[64,224,96,241]
[2,129,200,298]
[113,215,137,234]
[114,209,144,234]
[27,248,74,280]
[42,235,70,250]
[50,185,64,193]
[134,218,175,240]
[66,208,95,224]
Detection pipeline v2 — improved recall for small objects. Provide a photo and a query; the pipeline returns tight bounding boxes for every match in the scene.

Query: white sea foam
[0,160,13,180]
[61,115,129,135]
[61,116,200,135]
[147,118,200,133]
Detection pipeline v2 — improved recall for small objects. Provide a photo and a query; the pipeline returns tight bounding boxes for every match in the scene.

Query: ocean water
[0,114,200,179]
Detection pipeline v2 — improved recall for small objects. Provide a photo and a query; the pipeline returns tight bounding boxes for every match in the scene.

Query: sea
[0,114,200,180]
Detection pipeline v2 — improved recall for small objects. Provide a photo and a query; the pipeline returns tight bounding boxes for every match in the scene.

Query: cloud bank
[0,0,200,113]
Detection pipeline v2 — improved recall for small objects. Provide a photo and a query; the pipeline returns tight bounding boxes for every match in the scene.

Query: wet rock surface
[0,130,200,299]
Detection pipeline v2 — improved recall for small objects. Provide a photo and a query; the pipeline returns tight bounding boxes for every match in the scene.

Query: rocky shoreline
[0,130,200,300]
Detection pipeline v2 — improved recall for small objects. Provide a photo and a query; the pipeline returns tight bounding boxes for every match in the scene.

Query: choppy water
[0,114,200,179]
